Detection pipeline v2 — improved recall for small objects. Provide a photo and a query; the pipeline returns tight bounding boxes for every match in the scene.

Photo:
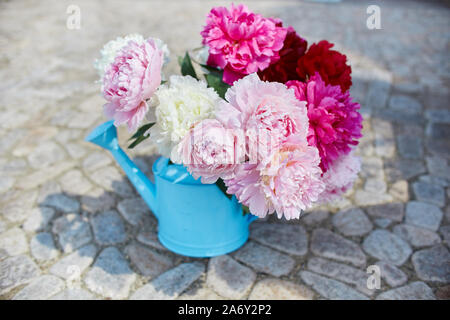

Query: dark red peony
[258,26,307,83]
[296,40,352,92]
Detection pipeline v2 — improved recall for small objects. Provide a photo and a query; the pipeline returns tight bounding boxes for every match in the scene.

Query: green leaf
[204,72,230,99]
[180,52,198,79]
[242,205,251,216]
[128,122,155,149]
[215,178,232,200]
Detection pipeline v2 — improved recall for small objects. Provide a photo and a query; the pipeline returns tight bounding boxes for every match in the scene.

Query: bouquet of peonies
[94,4,363,221]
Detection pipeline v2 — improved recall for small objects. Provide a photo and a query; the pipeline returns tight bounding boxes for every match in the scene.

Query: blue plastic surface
[86,121,258,257]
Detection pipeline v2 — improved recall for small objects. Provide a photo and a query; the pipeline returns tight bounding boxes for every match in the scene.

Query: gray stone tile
[84,247,136,299]
[206,255,256,299]
[117,197,149,226]
[125,243,173,278]
[412,245,450,283]
[393,224,441,248]
[131,262,204,300]
[300,271,369,300]
[91,210,127,245]
[375,261,408,287]
[12,275,64,300]
[376,282,435,300]
[233,241,295,277]
[412,182,445,208]
[363,230,412,266]
[311,229,366,267]
[137,231,166,251]
[332,208,373,236]
[0,255,40,295]
[50,244,97,280]
[30,232,59,261]
[50,288,96,300]
[397,135,423,159]
[0,227,28,256]
[405,201,443,231]
[250,223,308,256]
[52,213,92,253]
[22,207,55,232]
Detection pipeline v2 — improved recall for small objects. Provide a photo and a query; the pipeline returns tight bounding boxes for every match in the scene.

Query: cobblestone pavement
[0,0,449,300]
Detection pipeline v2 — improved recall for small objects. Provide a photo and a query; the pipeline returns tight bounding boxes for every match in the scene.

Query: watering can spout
[85,121,159,217]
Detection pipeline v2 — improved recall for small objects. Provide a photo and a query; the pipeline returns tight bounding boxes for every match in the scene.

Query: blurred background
[0,0,449,300]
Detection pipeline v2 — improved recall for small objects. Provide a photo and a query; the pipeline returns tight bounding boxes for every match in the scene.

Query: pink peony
[225,135,324,220]
[102,38,163,131]
[176,119,245,184]
[201,4,287,84]
[320,153,361,203]
[216,73,309,163]
[287,73,362,172]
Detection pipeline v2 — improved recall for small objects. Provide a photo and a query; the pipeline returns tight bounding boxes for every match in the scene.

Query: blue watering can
[85,121,258,257]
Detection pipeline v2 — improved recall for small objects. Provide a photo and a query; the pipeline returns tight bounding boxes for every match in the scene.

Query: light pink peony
[175,119,245,184]
[216,73,309,163]
[320,153,361,203]
[201,4,287,84]
[225,135,324,220]
[287,73,362,172]
[102,38,163,131]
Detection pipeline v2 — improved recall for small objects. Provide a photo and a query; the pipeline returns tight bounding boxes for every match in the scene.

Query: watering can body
[86,121,257,257]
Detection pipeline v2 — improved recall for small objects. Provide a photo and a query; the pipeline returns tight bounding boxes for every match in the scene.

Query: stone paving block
[52,213,92,253]
[42,194,80,213]
[118,197,149,226]
[27,141,66,169]
[311,229,366,267]
[91,210,127,245]
[81,187,116,213]
[332,208,373,236]
[425,109,450,124]
[137,231,166,251]
[250,223,308,256]
[233,241,295,277]
[439,225,450,247]
[302,210,329,226]
[82,151,112,172]
[206,255,256,299]
[388,180,409,202]
[131,262,204,300]
[388,95,422,114]
[307,257,373,295]
[50,288,96,300]
[178,287,224,300]
[0,176,14,194]
[0,227,28,256]
[397,135,423,159]
[412,182,445,208]
[22,206,55,232]
[248,278,314,300]
[354,190,393,207]
[1,189,38,223]
[30,232,59,261]
[84,247,136,299]
[50,244,97,280]
[300,271,369,300]
[363,230,412,266]
[374,218,392,229]
[412,246,450,283]
[0,255,40,295]
[59,170,93,195]
[16,161,76,190]
[90,166,134,198]
[375,261,407,287]
[376,282,435,300]
[425,156,450,180]
[393,224,441,248]
[385,159,426,181]
[405,201,443,231]
[125,243,173,278]
[13,275,64,300]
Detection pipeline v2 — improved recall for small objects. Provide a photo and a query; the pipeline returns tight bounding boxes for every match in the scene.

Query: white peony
[94,34,170,78]
[150,75,220,160]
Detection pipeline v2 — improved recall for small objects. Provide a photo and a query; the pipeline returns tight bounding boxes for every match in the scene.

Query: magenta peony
[287,73,362,172]
[216,73,309,163]
[102,38,163,131]
[175,119,245,184]
[320,153,361,203]
[201,4,287,85]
